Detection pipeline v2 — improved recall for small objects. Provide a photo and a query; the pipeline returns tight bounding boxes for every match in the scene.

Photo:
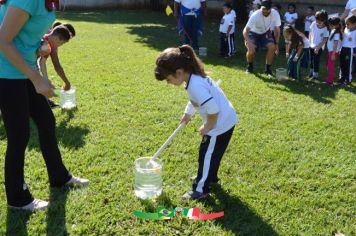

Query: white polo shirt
[309,22,329,48]
[246,8,281,34]
[175,0,205,10]
[304,15,315,32]
[346,0,356,17]
[184,74,238,136]
[219,12,235,34]
[327,31,342,52]
[342,28,356,48]
[284,12,298,26]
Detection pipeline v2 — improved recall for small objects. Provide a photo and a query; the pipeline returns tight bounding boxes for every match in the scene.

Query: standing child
[154,45,238,200]
[309,10,329,80]
[304,6,315,38]
[295,18,311,70]
[338,15,356,84]
[219,3,235,58]
[325,17,343,85]
[284,3,298,27]
[283,25,304,80]
[249,0,261,18]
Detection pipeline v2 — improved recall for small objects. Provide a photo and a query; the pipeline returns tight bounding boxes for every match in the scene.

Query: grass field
[0,10,355,235]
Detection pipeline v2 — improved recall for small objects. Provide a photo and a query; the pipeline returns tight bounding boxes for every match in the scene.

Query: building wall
[62,0,149,9]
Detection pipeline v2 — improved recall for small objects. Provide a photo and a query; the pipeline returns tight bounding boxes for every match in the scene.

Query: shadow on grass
[205,185,278,236]
[46,187,69,235]
[254,73,356,104]
[6,209,32,236]
[28,109,90,151]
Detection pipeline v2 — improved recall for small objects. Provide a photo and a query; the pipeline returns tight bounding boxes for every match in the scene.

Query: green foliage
[0,10,355,236]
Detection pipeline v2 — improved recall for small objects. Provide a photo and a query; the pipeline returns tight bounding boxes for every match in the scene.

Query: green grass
[0,10,355,235]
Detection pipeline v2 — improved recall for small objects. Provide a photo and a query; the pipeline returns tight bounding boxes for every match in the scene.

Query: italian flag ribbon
[133,207,224,220]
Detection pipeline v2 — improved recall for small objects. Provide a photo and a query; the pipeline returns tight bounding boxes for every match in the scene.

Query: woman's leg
[0,79,33,207]
[26,80,71,187]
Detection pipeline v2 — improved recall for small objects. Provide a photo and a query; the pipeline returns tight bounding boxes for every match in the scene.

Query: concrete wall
[62,0,149,9]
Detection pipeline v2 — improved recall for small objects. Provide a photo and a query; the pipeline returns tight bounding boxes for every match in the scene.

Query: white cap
[252,0,261,5]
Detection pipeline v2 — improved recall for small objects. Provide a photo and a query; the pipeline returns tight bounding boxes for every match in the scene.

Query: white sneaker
[66,176,89,187]
[8,199,48,212]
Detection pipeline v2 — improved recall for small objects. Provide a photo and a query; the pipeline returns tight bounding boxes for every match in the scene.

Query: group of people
[0,0,355,213]
[242,0,355,83]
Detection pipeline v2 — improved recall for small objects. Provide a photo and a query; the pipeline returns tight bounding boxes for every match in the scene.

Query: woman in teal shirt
[0,0,89,211]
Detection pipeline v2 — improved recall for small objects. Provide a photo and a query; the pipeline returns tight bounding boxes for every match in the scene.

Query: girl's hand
[331,53,336,61]
[199,125,210,136]
[314,47,320,54]
[31,74,56,98]
[180,113,191,124]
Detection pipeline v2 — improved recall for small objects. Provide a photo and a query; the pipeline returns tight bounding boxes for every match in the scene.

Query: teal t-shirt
[0,0,55,79]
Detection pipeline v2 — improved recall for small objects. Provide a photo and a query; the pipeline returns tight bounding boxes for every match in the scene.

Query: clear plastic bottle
[60,88,76,109]
[134,157,162,199]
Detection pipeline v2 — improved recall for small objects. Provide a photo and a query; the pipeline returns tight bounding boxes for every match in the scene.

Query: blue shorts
[248,30,275,49]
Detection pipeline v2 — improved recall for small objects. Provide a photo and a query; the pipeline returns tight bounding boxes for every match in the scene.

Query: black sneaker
[265,69,273,77]
[182,190,209,201]
[47,99,59,108]
[246,64,253,74]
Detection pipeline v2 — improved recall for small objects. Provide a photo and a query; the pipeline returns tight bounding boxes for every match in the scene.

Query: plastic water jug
[276,68,287,81]
[60,88,76,109]
[134,157,162,199]
[199,47,207,57]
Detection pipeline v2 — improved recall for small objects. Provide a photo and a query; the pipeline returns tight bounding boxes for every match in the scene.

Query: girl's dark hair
[52,22,76,38]
[346,15,356,24]
[155,45,207,81]
[64,24,76,37]
[294,18,305,32]
[223,3,232,9]
[52,26,71,41]
[53,22,62,28]
[328,17,343,41]
[288,3,296,10]
[315,10,328,23]
[283,25,303,52]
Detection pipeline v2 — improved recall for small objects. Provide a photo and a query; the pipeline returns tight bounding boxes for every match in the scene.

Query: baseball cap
[261,0,272,9]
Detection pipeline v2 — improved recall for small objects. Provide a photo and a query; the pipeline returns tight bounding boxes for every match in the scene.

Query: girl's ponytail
[155,45,206,81]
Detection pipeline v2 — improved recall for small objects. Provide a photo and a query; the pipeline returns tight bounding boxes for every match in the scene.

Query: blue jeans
[182,15,199,49]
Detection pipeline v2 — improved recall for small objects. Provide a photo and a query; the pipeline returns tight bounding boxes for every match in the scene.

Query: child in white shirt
[154,44,238,200]
[325,17,343,85]
[309,10,329,80]
[338,15,356,84]
[219,3,235,57]
[304,6,315,38]
[284,3,298,27]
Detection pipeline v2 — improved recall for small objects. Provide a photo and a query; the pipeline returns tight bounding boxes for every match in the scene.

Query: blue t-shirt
[0,0,55,79]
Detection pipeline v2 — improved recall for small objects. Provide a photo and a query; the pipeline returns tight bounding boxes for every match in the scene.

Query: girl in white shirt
[154,45,238,200]
[339,15,356,84]
[284,3,298,27]
[325,17,343,85]
[309,11,329,80]
[304,6,315,38]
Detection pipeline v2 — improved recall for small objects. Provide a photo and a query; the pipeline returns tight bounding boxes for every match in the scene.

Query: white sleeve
[184,101,196,115]
[346,1,350,10]
[324,28,329,37]
[200,98,220,114]
[295,13,299,19]
[274,11,281,27]
[246,13,257,28]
